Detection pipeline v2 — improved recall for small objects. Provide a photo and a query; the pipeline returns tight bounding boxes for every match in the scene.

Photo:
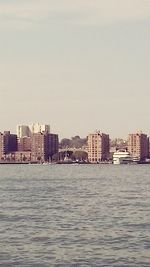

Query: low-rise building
[5,151,32,162]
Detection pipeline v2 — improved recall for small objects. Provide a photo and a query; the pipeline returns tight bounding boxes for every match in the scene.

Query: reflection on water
[0,164,150,266]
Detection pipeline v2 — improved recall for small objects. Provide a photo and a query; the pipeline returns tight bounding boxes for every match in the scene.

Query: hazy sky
[0,0,150,139]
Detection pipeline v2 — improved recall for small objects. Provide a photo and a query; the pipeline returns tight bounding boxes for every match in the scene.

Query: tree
[71,150,88,161]
[59,138,71,148]
[37,156,41,162]
[23,155,27,161]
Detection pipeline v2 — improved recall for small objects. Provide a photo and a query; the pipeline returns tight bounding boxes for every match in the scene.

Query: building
[2,131,17,154]
[29,123,50,135]
[31,132,49,162]
[18,137,31,151]
[0,131,18,161]
[31,132,59,162]
[5,151,32,162]
[0,126,58,163]
[16,125,29,138]
[17,123,50,138]
[0,133,4,160]
[128,132,149,161]
[88,131,109,163]
[48,133,59,160]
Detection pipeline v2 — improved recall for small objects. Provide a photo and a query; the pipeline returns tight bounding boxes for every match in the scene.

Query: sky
[0,0,150,139]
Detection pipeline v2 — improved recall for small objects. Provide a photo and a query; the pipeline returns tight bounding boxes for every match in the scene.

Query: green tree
[59,138,71,148]
[71,150,88,161]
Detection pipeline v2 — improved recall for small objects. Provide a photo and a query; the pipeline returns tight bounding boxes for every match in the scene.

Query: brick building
[88,131,109,163]
[0,131,17,160]
[128,132,149,161]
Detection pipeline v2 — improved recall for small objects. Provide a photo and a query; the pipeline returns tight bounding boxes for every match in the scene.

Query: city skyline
[1,118,150,140]
[0,1,150,139]
[0,122,150,142]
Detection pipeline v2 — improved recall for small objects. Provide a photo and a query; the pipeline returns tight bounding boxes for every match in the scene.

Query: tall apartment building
[4,131,18,153]
[31,132,59,162]
[48,134,59,160]
[88,131,109,163]
[17,123,50,138]
[0,131,17,160]
[128,132,149,161]
[17,125,30,138]
[31,133,49,162]
[18,137,31,151]
[29,123,50,135]
[0,133,4,160]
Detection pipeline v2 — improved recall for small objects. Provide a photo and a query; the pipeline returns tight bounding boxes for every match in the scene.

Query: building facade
[0,133,4,160]
[29,123,50,136]
[88,131,109,163]
[31,132,59,162]
[17,123,50,138]
[0,131,18,161]
[5,151,32,162]
[0,127,58,163]
[18,137,31,151]
[16,125,30,138]
[31,132,49,162]
[48,133,59,160]
[128,132,149,161]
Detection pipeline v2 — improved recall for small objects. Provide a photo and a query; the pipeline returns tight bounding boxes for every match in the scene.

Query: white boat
[113,150,133,164]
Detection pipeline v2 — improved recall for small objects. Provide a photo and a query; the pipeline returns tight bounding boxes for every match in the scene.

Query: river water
[0,164,149,267]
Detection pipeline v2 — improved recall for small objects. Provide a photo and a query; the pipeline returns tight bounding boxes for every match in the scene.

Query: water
[0,164,150,267]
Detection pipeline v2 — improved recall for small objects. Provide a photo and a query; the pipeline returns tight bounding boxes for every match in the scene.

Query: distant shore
[0,161,150,165]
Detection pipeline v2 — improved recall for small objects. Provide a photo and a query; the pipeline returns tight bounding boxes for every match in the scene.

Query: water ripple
[0,164,150,266]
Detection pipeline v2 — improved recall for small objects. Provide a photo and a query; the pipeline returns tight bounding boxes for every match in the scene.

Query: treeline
[59,136,127,149]
[59,135,87,149]
[52,150,88,162]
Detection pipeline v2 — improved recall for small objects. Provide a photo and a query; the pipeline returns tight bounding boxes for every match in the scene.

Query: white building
[17,123,50,138]
[16,125,29,138]
[29,123,50,135]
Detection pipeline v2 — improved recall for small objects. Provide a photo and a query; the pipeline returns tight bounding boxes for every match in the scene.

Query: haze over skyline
[0,0,150,139]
